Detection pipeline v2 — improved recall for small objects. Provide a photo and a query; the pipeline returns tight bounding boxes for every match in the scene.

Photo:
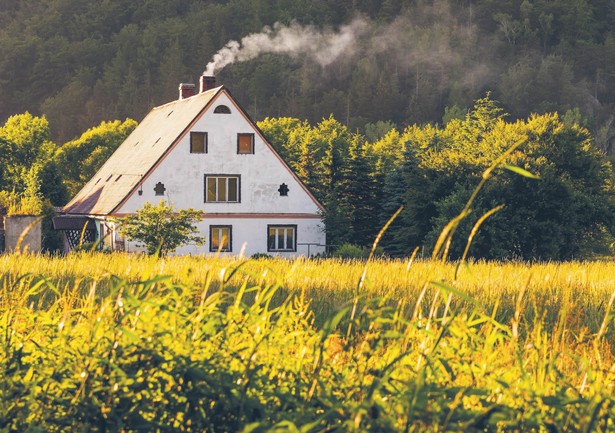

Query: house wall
[3,215,42,253]
[123,217,326,257]
[117,92,320,215]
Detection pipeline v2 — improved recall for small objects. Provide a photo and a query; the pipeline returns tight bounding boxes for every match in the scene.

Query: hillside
[1,0,615,153]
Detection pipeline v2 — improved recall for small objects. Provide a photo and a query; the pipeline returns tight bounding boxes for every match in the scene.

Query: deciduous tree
[119,201,205,257]
[403,98,615,260]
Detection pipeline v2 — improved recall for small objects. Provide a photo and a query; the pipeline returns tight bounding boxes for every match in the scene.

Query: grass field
[1,252,615,431]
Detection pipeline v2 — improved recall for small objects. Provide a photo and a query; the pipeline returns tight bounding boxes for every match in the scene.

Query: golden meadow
[2,252,615,431]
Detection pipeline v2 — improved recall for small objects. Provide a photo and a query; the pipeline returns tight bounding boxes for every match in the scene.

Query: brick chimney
[199,75,216,93]
[178,83,196,100]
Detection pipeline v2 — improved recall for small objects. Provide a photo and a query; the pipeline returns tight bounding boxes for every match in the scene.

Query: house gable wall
[114,90,325,256]
[116,92,321,216]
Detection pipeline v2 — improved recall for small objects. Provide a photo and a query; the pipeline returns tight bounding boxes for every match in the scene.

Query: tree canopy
[0,113,135,251]
[379,99,615,260]
[259,98,615,260]
[54,119,137,197]
[1,0,615,158]
[118,201,205,257]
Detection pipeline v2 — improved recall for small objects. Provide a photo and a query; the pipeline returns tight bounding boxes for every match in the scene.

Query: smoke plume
[202,6,499,123]
[203,18,369,75]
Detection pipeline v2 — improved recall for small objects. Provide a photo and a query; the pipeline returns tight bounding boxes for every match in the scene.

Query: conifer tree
[344,135,379,246]
[379,169,410,256]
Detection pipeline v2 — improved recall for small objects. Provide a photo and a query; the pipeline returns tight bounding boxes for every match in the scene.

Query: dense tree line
[259,98,615,260]
[2,0,615,158]
[0,98,613,258]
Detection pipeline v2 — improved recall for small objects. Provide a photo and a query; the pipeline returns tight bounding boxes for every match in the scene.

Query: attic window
[190,132,207,153]
[278,183,289,196]
[214,105,231,114]
[237,133,254,154]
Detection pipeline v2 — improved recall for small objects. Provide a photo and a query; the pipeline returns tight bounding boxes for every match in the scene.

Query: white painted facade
[115,217,323,257]
[114,91,325,257]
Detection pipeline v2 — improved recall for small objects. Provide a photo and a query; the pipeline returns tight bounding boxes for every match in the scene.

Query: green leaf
[323,305,351,335]
[502,164,540,179]
[430,281,484,311]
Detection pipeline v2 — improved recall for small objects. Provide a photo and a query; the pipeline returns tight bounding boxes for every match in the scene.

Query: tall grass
[1,252,615,431]
[2,252,614,330]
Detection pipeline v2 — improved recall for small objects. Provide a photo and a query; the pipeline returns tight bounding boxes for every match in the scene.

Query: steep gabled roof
[62,87,222,215]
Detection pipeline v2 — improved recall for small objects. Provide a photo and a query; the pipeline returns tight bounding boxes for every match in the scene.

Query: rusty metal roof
[62,87,222,215]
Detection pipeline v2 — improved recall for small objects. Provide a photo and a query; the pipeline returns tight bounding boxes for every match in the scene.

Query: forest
[1,0,615,259]
[1,0,615,151]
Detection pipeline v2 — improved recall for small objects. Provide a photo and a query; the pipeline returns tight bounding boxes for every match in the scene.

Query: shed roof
[62,87,222,215]
[52,216,96,231]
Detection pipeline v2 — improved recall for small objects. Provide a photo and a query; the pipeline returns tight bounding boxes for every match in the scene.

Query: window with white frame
[267,225,296,252]
[205,175,240,202]
[210,225,231,252]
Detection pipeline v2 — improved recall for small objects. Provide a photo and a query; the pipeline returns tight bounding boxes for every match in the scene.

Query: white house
[56,76,326,256]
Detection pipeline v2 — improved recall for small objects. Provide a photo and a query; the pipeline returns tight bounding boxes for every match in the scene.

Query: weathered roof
[62,87,222,215]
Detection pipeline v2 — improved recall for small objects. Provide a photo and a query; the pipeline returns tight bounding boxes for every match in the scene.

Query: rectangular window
[190,132,207,153]
[237,133,254,154]
[210,225,232,252]
[267,225,297,252]
[205,175,240,202]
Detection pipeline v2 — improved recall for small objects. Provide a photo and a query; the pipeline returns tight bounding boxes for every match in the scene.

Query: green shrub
[117,201,205,257]
[332,243,384,259]
[250,252,273,259]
